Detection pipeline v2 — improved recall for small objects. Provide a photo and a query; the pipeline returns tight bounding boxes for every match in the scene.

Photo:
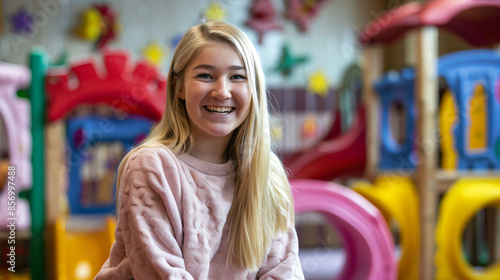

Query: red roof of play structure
[358,0,500,46]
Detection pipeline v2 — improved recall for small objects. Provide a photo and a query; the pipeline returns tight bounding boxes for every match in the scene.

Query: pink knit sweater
[95,146,304,280]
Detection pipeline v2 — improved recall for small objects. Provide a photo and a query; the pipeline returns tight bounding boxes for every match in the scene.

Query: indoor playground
[0,0,499,279]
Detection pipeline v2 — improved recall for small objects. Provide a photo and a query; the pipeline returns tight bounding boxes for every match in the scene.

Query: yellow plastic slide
[55,216,116,280]
[352,175,420,280]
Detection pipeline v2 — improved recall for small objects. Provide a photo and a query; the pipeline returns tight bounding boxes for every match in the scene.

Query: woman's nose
[211,78,231,100]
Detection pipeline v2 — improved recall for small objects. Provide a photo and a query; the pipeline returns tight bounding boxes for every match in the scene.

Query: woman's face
[180,41,251,144]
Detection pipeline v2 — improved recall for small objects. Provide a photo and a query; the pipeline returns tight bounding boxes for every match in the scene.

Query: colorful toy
[55,216,116,280]
[285,0,329,32]
[352,176,420,280]
[76,8,102,41]
[292,179,397,280]
[307,70,329,97]
[374,68,416,171]
[66,116,153,214]
[301,115,317,139]
[274,44,309,77]
[142,42,167,66]
[93,5,120,49]
[245,0,282,44]
[438,49,500,170]
[10,8,34,34]
[75,5,120,49]
[204,2,226,21]
[435,178,500,279]
[0,62,31,231]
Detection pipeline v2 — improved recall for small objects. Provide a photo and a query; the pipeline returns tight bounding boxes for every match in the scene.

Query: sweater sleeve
[256,226,305,280]
[95,148,194,280]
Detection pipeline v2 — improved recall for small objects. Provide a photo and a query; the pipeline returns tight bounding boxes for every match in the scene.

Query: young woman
[95,21,304,280]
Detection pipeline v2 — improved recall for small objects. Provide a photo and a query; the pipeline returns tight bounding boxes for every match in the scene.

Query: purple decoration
[10,8,35,34]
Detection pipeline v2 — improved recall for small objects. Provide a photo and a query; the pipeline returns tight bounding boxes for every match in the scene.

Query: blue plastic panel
[374,68,416,171]
[438,49,500,170]
[66,115,153,215]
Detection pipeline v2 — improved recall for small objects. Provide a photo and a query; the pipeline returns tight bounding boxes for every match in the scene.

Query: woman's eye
[231,74,246,80]
[196,73,212,79]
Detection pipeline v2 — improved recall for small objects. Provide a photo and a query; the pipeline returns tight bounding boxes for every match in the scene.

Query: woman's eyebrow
[192,64,245,71]
[229,65,245,71]
[192,64,215,70]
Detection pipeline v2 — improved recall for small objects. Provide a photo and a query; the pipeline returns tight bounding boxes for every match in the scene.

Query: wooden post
[44,120,67,280]
[361,46,382,181]
[415,26,439,280]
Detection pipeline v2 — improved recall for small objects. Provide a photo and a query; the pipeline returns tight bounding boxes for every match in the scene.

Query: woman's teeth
[205,106,233,114]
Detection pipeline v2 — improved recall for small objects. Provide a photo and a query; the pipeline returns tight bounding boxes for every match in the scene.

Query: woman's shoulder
[124,144,181,172]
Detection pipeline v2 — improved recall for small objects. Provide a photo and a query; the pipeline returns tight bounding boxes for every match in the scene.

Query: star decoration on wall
[285,0,329,32]
[245,0,282,44]
[142,42,167,66]
[205,2,226,21]
[308,70,329,96]
[10,8,34,34]
[274,44,309,77]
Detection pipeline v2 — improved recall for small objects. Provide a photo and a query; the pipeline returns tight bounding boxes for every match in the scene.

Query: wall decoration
[142,42,167,66]
[93,5,120,49]
[75,4,120,49]
[10,8,34,34]
[76,8,102,40]
[204,2,227,21]
[274,44,309,77]
[245,0,282,44]
[307,70,329,96]
[171,33,183,48]
[271,123,284,140]
[285,0,329,32]
[301,115,318,139]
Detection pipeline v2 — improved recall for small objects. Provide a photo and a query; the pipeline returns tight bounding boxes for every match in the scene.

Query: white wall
[0,0,383,88]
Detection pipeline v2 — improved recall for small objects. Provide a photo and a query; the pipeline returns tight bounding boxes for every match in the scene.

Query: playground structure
[283,0,500,279]
[358,0,500,279]
[24,48,166,280]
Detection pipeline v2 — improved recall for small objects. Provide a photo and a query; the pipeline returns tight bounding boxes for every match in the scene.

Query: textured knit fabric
[95,145,304,280]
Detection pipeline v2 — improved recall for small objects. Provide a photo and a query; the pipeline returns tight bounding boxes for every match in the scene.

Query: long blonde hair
[116,21,294,270]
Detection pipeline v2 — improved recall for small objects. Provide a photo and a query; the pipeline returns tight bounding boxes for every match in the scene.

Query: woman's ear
[179,88,185,100]
[173,75,185,100]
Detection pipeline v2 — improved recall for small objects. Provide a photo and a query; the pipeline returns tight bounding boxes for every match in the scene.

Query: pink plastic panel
[292,179,397,280]
[0,62,31,230]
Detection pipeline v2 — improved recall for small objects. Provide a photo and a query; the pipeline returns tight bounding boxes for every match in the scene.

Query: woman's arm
[256,226,305,280]
[95,148,194,280]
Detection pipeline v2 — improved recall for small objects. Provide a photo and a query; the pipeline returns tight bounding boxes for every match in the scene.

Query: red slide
[283,106,366,181]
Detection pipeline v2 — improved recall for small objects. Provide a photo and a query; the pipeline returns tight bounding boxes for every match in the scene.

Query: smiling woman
[179,41,251,163]
[95,21,304,280]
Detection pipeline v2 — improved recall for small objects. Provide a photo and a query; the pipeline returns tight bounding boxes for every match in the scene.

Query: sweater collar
[178,153,234,176]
